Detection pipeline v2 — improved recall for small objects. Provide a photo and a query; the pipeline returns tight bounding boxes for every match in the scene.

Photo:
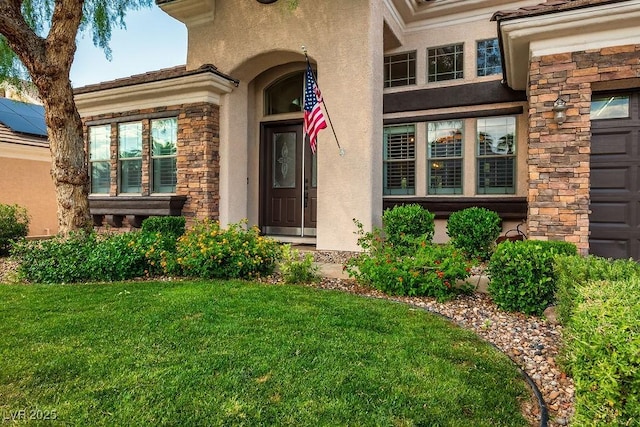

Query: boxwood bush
[141,216,186,238]
[382,204,435,253]
[487,240,577,315]
[446,207,501,261]
[564,278,640,426]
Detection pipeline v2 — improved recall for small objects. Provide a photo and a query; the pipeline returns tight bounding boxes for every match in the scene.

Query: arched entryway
[259,71,317,237]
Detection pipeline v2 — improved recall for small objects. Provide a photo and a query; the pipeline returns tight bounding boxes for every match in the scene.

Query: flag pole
[302,46,345,157]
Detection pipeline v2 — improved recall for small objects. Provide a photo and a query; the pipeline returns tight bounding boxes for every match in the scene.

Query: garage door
[590,91,640,259]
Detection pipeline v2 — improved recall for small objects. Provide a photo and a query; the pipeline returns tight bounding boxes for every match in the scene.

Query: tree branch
[0,0,47,67]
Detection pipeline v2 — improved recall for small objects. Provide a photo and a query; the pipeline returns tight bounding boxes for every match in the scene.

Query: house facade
[74,0,640,258]
[0,94,58,237]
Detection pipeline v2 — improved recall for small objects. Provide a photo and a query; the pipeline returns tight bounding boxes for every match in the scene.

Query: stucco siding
[0,138,57,237]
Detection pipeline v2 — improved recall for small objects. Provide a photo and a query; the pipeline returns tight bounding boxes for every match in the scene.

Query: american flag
[303,63,327,154]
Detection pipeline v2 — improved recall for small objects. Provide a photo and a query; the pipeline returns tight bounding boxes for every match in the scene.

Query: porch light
[553,97,568,124]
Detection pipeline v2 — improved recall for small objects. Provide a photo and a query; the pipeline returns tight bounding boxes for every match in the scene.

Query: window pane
[427,120,463,194]
[591,95,630,120]
[118,122,142,158]
[429,159,462,194]
[428,44,463,82]
[151,118,178,193]
[153,158,177,193]
[120,159,142,193]
[428,121,463,158]
[477,158,514,194]
[384,52,416,88]
[118,122,142,194]
[91,162,110,194]
[477,117,515,156]
[89,125,111,194]
[477,116,516,194]
[151,118,177,156]
[384,125,415,195]
[265,72,304,115]
[89,125,110,161]
[477,39,502,77]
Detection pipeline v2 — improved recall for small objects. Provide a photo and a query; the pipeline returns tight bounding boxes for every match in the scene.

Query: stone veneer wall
[527,44,640,254]
[82,101,220,224]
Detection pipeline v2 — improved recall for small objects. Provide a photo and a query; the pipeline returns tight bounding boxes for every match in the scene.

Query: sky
[70,4,187,88]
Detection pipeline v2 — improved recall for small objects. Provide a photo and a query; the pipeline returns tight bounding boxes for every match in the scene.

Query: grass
[0,280,530,426]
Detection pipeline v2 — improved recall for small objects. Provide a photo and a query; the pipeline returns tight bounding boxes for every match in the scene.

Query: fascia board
[501,1,640,90]
[75,72,235,117]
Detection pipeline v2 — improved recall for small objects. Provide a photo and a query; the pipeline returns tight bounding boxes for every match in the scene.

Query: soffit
[386,0,541,29]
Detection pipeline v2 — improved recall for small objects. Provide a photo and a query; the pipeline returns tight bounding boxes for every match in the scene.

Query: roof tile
[492,0,629,21]
[73,64,238,94]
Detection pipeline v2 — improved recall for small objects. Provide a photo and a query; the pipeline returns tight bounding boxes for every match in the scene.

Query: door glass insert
[591,95,630,120]
[273,132,297,188]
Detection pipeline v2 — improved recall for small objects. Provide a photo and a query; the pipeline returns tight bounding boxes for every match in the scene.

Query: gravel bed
[302,250,575,427]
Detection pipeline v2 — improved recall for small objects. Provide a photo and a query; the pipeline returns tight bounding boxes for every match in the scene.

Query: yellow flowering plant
[175,219,281,279]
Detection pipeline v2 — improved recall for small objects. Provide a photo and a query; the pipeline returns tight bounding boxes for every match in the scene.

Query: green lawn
[0,281,530,426]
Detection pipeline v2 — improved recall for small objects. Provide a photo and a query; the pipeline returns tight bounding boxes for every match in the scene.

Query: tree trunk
[0,0,91,234]
[41,79,91,234]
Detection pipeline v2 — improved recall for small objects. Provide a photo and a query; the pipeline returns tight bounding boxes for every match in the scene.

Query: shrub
[128,230,182,277]
[347,220,472,301]
[0,204,30,256]
[85,232,147,282]
[347,243,472,301]
[446,207,501,261]
[382,204,435,252]
[12,231,166,283]
[175,219,281,279]
[141,216,186,238]
[565,278,640,426]
[554,255,640,325]
[12,231,95,283]
[279,245,320,284]
[487,240,577,315]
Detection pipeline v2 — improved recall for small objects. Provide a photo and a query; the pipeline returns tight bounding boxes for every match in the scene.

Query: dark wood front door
[590,91,640,259]
[261,123,317,236]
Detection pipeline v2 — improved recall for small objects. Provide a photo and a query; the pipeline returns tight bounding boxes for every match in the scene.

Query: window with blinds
[118,122,142,193]
[384,52,416,88]
[151,118,178,193]
[383,125,416,195]
[477,116,516,194]
[89,125,111,194]
[428,120,463,194]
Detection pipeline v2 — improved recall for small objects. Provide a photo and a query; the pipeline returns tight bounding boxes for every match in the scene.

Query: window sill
[382,196,527,220]
[89,195,187,228]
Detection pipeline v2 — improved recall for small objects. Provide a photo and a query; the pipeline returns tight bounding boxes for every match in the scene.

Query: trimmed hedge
[446,207,501,261]
[554,255,640,325]
[382,204,435,253]
[564,278,640,426]
[487,240,577,315]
